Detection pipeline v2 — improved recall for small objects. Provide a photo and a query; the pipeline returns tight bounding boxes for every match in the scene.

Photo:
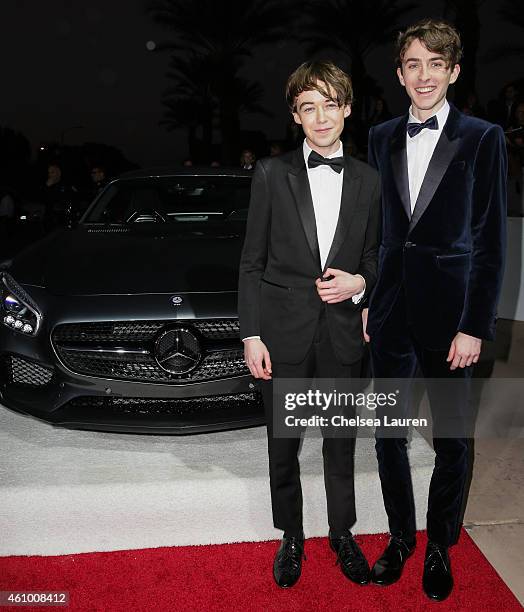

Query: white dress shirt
[303,139,344,269]
[303,139,365,303]
[406,99,450,212]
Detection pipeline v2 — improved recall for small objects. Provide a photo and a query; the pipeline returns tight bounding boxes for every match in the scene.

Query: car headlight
[1,274,42,336]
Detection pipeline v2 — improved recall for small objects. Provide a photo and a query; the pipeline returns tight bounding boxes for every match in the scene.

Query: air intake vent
[3,355,54,387]
[68,392,262,417]
[87,228,130,233]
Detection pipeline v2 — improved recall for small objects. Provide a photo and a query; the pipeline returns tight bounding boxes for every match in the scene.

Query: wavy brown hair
[285,61,353,112]
[396,19,463,70]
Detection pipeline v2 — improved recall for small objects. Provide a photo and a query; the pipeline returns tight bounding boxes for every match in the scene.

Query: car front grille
[52,319,249,383]
[67,392,262,417]
[3,355,54,387]
[52,319,241,342]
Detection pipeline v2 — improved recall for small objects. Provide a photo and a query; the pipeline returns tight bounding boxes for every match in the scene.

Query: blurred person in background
[41,162,77,230]
[369,96,392,126]
[269,141,284,157]
[488,82,519,129]
[459,91,485,118]
[90,164,109,196]
[239,148,256,170]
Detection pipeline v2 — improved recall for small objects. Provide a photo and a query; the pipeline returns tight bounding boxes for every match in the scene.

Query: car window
[84,176,251,225]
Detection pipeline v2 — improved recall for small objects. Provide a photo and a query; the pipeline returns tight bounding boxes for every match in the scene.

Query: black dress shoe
[273,535,305,588]
[423,542,453,601]
[370,536,416,586]
[329,530,370,585]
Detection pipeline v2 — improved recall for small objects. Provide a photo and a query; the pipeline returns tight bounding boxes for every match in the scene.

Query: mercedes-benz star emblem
[171,295,183,306]
[154,327,202,375]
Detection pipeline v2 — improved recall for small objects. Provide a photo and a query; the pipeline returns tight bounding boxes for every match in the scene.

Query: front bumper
[0,289,264,434]
[0,353,263,434]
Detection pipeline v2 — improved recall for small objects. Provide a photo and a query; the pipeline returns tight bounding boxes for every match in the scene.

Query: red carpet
[0,530,521,611]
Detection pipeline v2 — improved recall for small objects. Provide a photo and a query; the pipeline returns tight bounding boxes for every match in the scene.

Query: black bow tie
[407,115,439,138]
[308,150,344,173]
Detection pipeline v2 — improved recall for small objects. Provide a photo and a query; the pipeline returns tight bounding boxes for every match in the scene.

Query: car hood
[10,225,244,296]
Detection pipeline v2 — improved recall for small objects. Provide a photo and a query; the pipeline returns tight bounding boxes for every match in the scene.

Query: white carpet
[0,405,435,556]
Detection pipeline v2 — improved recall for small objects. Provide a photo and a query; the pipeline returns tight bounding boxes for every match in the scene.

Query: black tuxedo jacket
[238,146,380,364]
[367,104,507,349]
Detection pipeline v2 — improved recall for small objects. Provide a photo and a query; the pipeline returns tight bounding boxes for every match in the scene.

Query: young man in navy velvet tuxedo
[364,20,507,601]
[239,62,380,588]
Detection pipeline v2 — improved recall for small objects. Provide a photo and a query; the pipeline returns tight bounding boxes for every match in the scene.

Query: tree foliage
[146,0,294,161]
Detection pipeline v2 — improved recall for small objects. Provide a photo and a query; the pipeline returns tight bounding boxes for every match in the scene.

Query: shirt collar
[408,99,449,130]
[303,139,343,165]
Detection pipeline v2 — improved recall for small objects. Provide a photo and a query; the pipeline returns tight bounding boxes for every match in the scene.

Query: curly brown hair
[285,61,353,112]
[396,19,462,70]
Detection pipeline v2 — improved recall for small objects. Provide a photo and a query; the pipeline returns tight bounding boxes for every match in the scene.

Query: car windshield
[83,175,251,225]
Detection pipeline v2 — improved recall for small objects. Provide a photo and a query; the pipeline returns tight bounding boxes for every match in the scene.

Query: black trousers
[261,310,361,536]
[370,288,471,547]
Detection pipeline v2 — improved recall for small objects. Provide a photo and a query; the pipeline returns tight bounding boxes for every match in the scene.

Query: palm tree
[160,52,270,161]
[146,0,296,161]
[147,0,295,55]
[301,0,415,100]
[212,56,272,161]
[160,52,217,160]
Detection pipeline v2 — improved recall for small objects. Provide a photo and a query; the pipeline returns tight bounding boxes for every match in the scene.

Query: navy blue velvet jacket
[367,104,507,349]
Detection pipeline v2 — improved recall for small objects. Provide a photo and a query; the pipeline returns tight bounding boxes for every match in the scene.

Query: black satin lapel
[323,158,361,272]
[390,119,411,219]
[408,129,461,233]
[287,168,321,268]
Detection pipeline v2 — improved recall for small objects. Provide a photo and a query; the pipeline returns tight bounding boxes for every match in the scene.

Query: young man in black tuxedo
[364,20,507,601]
[238,61,380,588]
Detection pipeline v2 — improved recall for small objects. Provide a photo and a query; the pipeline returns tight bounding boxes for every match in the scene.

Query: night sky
[3,0,522,167]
